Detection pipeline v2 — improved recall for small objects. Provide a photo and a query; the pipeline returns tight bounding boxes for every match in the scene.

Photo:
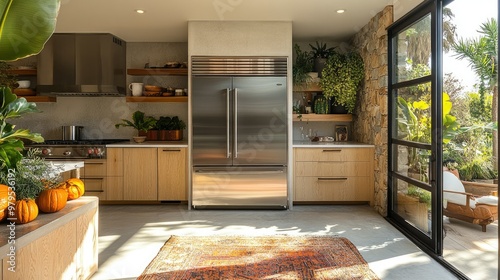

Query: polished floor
[91,204,459,280]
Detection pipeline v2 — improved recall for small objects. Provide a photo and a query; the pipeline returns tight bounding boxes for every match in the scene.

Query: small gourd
[36,188,68,213]
[11,199,38,224]
[62,178,85,200]
[0,184,14,221]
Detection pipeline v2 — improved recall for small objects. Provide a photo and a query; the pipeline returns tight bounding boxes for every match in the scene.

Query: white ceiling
[54,0,411,43]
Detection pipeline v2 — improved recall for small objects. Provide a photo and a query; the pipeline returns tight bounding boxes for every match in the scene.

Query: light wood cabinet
[294,147,374,204]
[81,159,106,200]
[101,147,187,202]
[106,148,124,200]
[123,148,158,200]
[1,198,98,280]
[158,148,187,201]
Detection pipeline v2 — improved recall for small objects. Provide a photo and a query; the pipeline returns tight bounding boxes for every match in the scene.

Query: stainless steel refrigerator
[191,57,288,209]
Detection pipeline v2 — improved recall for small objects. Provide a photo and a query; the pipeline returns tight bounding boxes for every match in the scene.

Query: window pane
[394,178,432,236]
[394,83,432,144]
[393,13,432,83]
[393,144,431,184]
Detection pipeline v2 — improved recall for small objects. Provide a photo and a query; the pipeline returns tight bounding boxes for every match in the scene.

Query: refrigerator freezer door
[192,77,233,165]
[192,166,288,208]
[233,77,287,165]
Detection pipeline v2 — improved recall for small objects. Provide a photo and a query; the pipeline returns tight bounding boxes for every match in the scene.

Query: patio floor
[443,216,498,279]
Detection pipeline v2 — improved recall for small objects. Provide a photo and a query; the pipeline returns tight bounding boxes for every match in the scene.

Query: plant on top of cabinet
[157,116,186,141]
[309,41,336,76]
[0,149,61,223]
[320,51,364,114]
[293,44,314,87]
[115,110,157,142]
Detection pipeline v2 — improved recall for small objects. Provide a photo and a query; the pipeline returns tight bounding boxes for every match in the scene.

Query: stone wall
[351,6,393,216]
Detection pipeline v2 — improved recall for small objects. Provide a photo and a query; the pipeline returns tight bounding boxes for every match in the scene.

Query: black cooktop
[34,139,129,145]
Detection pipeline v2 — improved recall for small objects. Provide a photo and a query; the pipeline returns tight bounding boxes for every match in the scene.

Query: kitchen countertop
[0,196,98,256]
[293,141,374,148]
[48,161,84,172]
[106,140,188,148]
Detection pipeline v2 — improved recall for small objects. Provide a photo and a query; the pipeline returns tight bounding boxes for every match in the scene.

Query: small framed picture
[335,125,348,141]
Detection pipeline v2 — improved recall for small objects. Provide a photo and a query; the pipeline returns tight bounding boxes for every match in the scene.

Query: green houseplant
[115,111,157,142]
[0,148,63,223]
[157,116,186,141]
[320,51,364,114]
[292,44,314,87]
[309,41,336,76]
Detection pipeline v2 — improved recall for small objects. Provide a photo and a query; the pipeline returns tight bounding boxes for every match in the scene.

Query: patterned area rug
[138,235,380,280]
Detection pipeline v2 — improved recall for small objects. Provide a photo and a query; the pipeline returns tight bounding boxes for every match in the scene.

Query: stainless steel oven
[26,139,128,199]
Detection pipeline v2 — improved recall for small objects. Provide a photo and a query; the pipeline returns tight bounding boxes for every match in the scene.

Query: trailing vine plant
[320,51,364,114]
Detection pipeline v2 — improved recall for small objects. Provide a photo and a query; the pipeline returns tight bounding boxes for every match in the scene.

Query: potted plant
[293,44,314,88]
[115,111,157,143]
[0,149,62,223]
[157,116,186,141]
[320,51,364,114]
[146,117,160,141]
[309,41,336,77]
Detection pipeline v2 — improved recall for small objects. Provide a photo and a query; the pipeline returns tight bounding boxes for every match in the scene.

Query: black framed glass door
[388,1,444,254]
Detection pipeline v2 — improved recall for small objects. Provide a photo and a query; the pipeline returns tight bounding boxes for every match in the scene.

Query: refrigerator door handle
[226,88,231,158]
[233,88,238,158]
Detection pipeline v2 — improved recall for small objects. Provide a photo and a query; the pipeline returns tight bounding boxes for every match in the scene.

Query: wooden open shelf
[293,82,322,92]
[293,113,352,122]
[127,68,187,76]
[22,96,57,102]
[8,69,37,76]
[126,96,187,103]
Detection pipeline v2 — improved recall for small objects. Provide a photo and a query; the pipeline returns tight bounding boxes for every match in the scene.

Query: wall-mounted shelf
[127,68,187,76]
[126,96,187,103]
[293,82,322,93]
[22,96,57,103]
[8,69,37,76]
[293,113,352,122]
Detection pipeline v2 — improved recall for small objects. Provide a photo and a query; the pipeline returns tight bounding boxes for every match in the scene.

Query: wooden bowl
[143,91,161,97]
[133,136,146,143]
[144,85,162,92]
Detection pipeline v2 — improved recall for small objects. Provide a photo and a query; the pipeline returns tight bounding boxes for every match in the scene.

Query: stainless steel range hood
[37,33,126,96]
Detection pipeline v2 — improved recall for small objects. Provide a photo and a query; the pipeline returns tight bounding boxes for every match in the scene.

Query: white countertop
[107,140,188,148]
[48,161,84,172]
[293,141,374,148]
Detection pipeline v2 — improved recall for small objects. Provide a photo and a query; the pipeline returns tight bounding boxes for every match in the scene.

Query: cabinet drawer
[294,148,372,162]
[294,176,371,201]
[82,178,106,200]
[295,161,370,177]
[82,160,106,177]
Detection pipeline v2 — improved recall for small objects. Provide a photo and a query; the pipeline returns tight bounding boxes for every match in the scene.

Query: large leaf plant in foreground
[0,87,43,169]
[0,0,61,61]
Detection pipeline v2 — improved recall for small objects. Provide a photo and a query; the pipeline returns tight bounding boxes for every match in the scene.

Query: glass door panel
[388,2,441,253]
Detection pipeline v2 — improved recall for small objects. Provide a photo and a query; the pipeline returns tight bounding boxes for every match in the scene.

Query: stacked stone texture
[351,6,393,216]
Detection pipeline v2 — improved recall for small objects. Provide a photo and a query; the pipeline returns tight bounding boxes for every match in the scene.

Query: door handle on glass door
[226,88,231,159]
[233,88,238,159]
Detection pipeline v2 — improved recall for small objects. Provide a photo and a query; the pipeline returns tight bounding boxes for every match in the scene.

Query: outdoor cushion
[443,171,476,208]
[476,195,498,206]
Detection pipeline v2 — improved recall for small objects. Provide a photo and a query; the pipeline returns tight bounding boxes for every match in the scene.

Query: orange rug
[138,235,380,280]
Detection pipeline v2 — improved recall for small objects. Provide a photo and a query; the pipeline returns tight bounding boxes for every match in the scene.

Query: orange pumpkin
[36,188,68,213]
[0,184,14,222]
[63,178,85,200]
[11,199,38,224]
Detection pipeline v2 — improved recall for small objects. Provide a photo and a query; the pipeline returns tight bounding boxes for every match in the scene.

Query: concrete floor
[91,204,459,280]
